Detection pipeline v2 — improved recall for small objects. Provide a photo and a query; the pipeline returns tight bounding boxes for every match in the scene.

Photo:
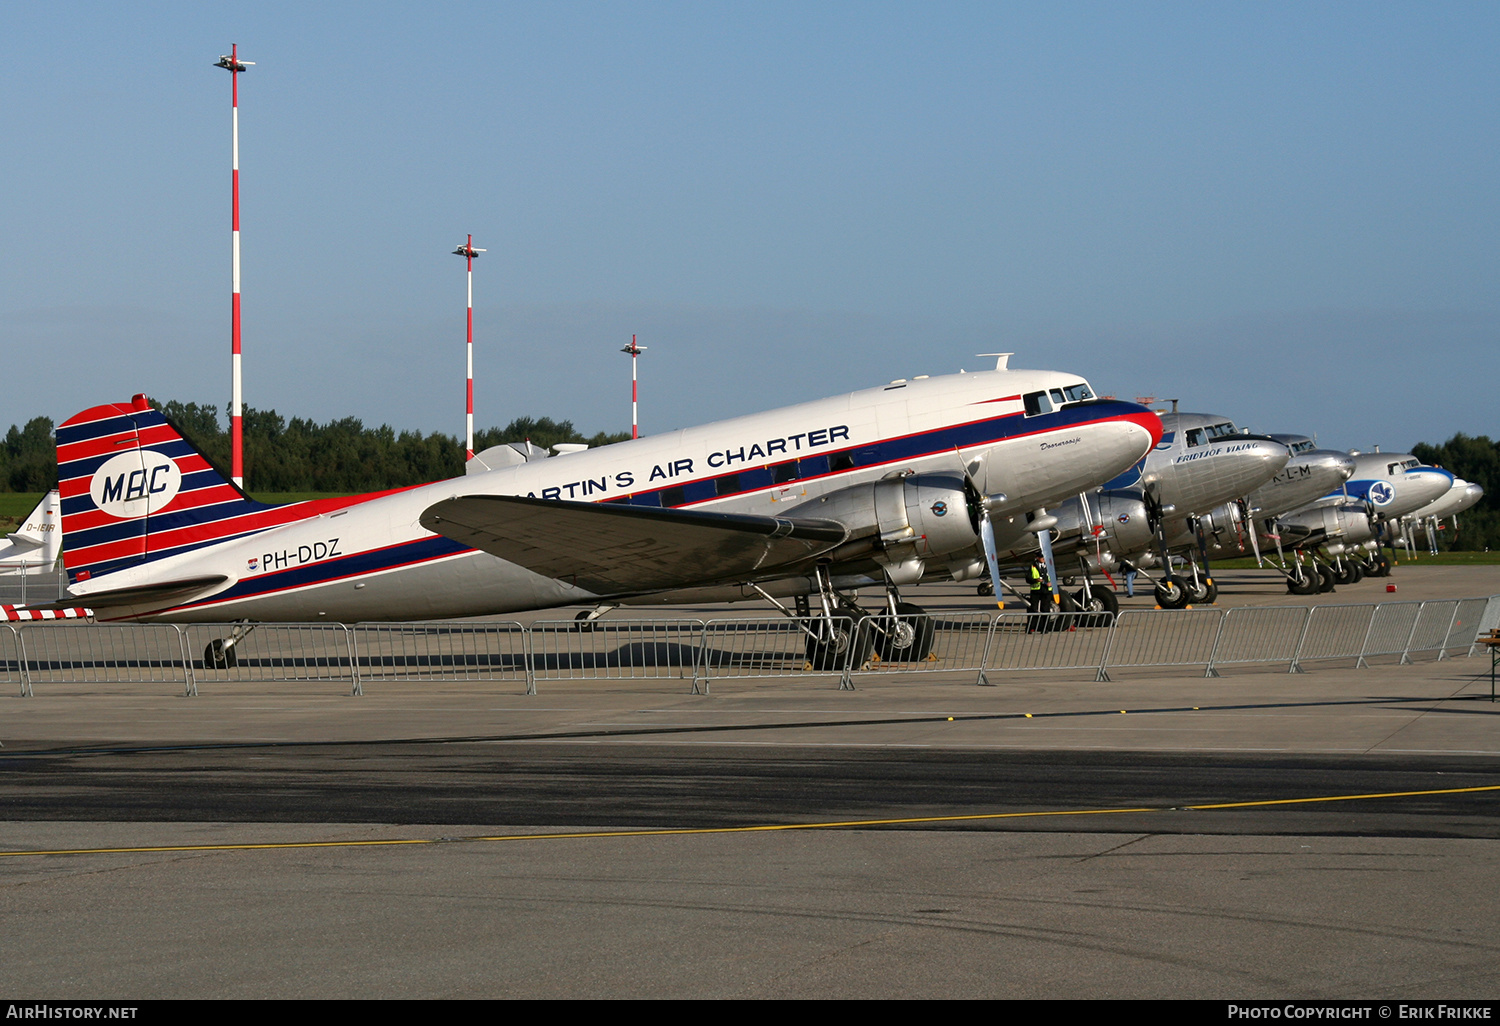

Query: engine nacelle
[1048,490,1153,569]
[784,473,979,568]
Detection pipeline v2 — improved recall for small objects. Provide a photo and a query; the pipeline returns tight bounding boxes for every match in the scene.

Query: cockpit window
[1050,388,1065,405]
[1061,382,1094,403]
[1387,458,1419,475]
[1293,440,1314,453]
[1023,391,1053,416]
[1186,428,1205,447]
[1204,422,1238,439]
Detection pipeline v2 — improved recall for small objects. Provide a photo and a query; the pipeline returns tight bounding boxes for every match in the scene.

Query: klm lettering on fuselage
[1173,443,1257,465]
[526,424,852,501]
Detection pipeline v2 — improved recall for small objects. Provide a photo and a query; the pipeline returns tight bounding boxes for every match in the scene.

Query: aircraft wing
[420,494,848,595]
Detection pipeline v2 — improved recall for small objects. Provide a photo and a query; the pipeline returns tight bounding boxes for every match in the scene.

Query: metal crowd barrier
[182,623,357,696]
[527,618,707,691]
[701,616,859,692]
[1205,606,1309,676]
[4,595,1498,696]
[982,610,1114,684]
[352,621,531,694]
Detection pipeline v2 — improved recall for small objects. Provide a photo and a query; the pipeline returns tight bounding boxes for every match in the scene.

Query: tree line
[2,412,1495,549]
[0,401,630,495]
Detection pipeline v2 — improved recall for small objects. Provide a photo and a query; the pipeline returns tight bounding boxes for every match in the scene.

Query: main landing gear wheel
[805,614,874,672]
[1287,568,1319,596]
[1072,586,1119,627]
[1347,561,1365,584]
[204,639,238,670]
[1154,575,1190,610]
[1332,563,1359,586]
[872,603,935,662]
[1186,578,1218,604]
[1316,564,1337,593]
[1371,556,1392,578]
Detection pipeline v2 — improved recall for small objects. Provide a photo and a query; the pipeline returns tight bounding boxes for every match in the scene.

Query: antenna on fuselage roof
[976,353,1012,371]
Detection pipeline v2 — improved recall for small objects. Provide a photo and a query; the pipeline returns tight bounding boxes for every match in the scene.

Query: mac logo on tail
[89,450,183,519]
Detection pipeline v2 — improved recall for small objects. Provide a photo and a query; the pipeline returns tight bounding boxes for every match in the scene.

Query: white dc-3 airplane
[49,357,1160,660]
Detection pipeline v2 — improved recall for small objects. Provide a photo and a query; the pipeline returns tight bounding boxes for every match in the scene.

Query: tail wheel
[872,603,935,662]
[204,639,237,670]
[977,580,994,597]
[1154,575,1189,609]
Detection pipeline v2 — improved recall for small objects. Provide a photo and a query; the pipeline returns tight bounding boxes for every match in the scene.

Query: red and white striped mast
[620,335,645,439]
[452,235,485,459]
[215,44,253,488]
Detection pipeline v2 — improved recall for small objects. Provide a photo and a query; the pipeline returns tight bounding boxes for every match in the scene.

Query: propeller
[957,449,1008,608]
[1033,513,1060,605]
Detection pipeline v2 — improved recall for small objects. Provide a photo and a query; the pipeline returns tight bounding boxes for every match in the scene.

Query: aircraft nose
[1468,483,1485,504]
[1334,454,1357,480]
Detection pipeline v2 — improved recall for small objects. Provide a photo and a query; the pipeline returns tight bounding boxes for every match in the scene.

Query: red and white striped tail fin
[57,394,284,583]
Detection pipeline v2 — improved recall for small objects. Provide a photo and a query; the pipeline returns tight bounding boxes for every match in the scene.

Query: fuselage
[65,368,1160,622]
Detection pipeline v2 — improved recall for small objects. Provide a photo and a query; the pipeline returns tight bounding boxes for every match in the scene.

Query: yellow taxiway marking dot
[3,785,1498,860]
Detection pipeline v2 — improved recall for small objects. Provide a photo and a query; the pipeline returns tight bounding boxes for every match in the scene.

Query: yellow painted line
[3,784,1498,859]
[1185,783,1500,810]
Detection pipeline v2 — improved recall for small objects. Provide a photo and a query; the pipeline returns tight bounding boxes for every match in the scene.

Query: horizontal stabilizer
[420,495,847,595]
[27,574,230,612]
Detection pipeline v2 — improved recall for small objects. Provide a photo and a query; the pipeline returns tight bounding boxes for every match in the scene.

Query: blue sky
[2,2,1496,452]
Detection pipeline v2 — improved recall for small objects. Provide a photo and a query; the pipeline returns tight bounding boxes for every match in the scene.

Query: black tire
[1186,577,1218,604]
[1348,561,1365,584]
[871,603,935,662]
[977,580,994,597]
[1073,586,1118,627]
[805,614,874,672]
[1287,568,1319,596]
[1372,556,1392,578]
[1155,575,1189,609]
[204,639,237,670]
[1315,564,1336,593]
[1332,562,1357,586]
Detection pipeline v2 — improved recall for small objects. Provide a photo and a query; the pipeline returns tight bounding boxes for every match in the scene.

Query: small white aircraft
[0,490,60,576]
[49,359,1160,662]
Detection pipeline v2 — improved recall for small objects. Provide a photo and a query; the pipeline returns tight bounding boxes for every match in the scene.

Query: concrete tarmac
[2,565,1498,999]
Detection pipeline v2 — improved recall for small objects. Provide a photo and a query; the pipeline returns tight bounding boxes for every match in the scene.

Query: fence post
[342,625,361,696]
[1203,609,1229,678]
[691,623,709,695]
[1435,602,1462,662]
[1355,604,1381,669]
[1399,602,1425,666]
[976,615,997,686]
[523,626,538,696]
[17,627,32,698]
[1095,614,1118,682]
[172,625,196,697]
[1287,607,1312,673]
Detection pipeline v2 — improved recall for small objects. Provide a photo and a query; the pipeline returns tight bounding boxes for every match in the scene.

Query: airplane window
[1295,441,1314,453]
[1061,383,1094,403]
[830,452,855,472]
[660,486,686,508]
[1023,391,1053,416]
[715,474,741,497]
[1204,422,1237,439]
[1050,389,1065,404]
[772,461,799,484]
[1186,428,1205,447]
